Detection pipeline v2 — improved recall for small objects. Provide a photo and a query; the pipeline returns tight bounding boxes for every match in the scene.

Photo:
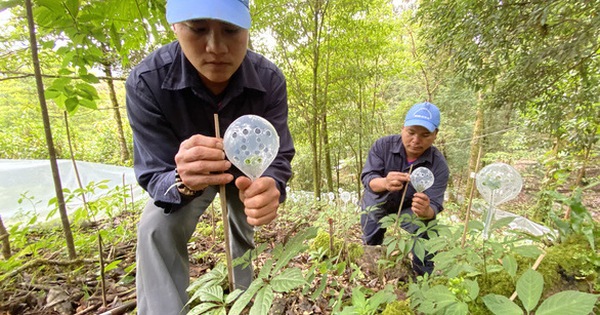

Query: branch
[0,71,126,82]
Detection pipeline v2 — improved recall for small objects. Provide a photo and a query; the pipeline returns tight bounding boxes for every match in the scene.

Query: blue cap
[166,0,251,29]
[404,102,441,132]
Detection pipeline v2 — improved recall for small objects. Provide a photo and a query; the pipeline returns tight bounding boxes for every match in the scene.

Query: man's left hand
[236,176,280,226]
[412,192,434,220]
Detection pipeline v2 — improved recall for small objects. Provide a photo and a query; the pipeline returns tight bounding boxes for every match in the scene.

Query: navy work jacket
[361,135,449,217]
[126,41,294,211]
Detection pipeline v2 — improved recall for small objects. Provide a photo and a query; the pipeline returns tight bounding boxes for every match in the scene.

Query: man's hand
[175,135,234,191]
[412,192,434,220]
[236,176,280,226]
[370,171,411,192]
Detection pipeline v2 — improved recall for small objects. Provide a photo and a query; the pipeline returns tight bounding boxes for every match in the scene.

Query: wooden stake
[214,114,234,292]
[394,164,414,234]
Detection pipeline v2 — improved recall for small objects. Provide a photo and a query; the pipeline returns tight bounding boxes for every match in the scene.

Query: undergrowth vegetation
[0,182,599,314]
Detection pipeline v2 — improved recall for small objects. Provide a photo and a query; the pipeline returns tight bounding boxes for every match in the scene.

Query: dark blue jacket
[126,41,294,210]
[361,135,448,217]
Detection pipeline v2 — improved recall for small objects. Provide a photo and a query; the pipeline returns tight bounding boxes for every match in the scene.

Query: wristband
[175,169,199,196]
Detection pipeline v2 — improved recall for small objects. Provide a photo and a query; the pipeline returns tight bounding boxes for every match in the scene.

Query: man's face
[401,125,437,159]
[174,19,249,95]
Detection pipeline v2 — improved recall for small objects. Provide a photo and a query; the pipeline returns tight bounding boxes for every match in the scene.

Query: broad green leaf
[516,269,543,312]
[490,216,515,231]
[64,0,80,19]
[502,254,518,278]
[224,289,244,304]
[511,245,543,259]
[64,96,79,113]
[423,285,457,310]
[463,279,479,301]
[249,286,274,315]
[80,74,100,84]
[445,301,469,315]
[467,220,484,231]
[413,239,425,263]
[535,291,599,315]
[198,286,224,303]
[187,302,221,315]
[482,294,523,315]
[271,268,306,292]
[272,227,316,273]
[386,239,397,257]
[103,259,121,273]
[228,279,263,315]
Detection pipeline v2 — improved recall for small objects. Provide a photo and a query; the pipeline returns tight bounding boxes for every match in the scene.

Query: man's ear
[171,24,177,33]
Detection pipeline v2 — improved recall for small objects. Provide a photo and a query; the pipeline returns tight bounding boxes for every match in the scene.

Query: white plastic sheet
[0,159,146,225]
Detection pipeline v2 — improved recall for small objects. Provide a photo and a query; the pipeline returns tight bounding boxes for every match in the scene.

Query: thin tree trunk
[25,0,76,259]
[464,93,485,205]
[103,63,130,163]
[311,1,322,200]
[0,215,11,259]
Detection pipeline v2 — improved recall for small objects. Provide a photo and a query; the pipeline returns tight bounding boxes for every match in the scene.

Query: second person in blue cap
[360,102,449,277]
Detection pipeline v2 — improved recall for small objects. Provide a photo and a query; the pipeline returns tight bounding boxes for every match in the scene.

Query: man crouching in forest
[360,102,449,276]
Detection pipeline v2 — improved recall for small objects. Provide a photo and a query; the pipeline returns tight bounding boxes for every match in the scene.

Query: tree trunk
[0,215,11,259]
[310,0,322,200]
[103,63,130,163]
[464,93,485,208]
[25,0,77,259]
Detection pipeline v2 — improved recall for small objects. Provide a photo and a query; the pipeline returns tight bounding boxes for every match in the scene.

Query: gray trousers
[136,184,255,315]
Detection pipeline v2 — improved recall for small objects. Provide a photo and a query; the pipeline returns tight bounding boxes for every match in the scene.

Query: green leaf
[80,74,100,84]
[64,0,80,18]
[249,286,274,315]
[482,294,523,315]
[423,285,457,310]
[516,269,543,312]
[228,279,263,315]
[502,254,518,278]
[187,302,221,315]
[413,239,425,263]
[463,279,479,301]
[65,96,79,112]
[511,245,542,259]
[445,301,469,315]
[224,289,244,304]
[386,239,397,257]
[535,291,599,315]
[272,227,316,273]
[198,286,224,303]
[490,216,515,231]
[75,82,99,100]
[103,259,121,273]
[270,268,306,292]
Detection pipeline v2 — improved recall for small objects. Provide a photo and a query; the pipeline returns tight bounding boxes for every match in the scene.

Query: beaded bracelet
[175,169,198,196]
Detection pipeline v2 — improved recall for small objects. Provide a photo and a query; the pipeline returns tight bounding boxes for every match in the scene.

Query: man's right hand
[174,134,234,191]
[369,171,411,193]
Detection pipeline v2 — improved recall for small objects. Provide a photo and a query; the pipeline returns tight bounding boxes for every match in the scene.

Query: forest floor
[1,161,599,315]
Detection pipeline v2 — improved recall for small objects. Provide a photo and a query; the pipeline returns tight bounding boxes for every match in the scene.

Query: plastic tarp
[0,159,147,225]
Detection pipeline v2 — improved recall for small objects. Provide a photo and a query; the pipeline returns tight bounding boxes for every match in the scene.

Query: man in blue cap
[360,102,449,276]
[126,0,294,313]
